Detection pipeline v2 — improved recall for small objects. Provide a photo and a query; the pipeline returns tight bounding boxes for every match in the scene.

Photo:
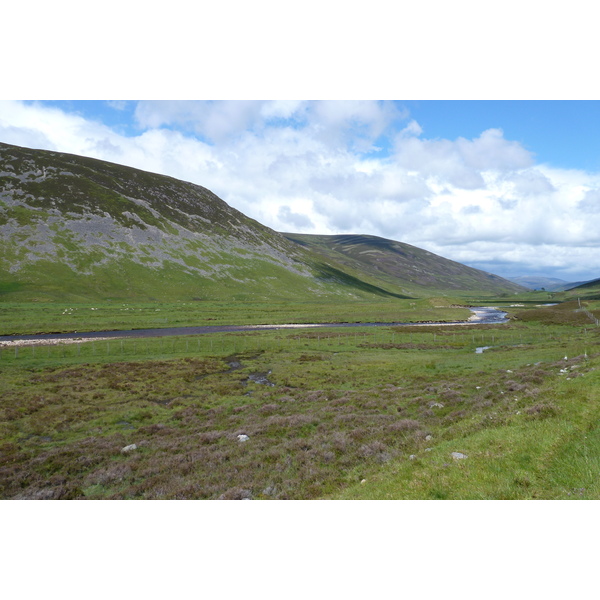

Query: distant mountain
[0,141,525,302]
[507,276,570,291]
[508,276,599,292]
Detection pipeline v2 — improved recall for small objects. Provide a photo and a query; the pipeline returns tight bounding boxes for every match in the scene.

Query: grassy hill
[0,142,330,302]
[0,141,524,303]
[284,233,525,297]
[566,277,600,300]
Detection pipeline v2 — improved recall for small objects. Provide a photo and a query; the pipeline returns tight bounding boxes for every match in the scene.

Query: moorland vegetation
[2,142,600,499]
[2,296,600,500]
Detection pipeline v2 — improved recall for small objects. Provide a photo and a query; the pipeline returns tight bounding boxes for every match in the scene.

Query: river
[0,306,508,346]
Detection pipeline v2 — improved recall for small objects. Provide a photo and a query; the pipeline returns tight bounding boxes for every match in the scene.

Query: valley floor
[2,300,600,500]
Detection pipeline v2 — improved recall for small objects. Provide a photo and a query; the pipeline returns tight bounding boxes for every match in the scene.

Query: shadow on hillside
[314,263,412,299]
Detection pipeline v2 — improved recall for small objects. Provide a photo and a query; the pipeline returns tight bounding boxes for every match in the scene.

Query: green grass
[1,301,599,500]
[0,298,474,336]
[3,141,599,500]
[0,289,568,336]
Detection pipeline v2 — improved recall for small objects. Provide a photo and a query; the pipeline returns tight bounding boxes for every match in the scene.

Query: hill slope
[284,233,526,297]
[565,277,600,299]
[0,142,337,301]
[0,142,524,302]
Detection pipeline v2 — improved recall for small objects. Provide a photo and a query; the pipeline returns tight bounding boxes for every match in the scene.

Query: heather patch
[1,306,599,500]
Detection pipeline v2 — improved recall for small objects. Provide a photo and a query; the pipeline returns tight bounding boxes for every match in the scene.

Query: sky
[2,99,600,283]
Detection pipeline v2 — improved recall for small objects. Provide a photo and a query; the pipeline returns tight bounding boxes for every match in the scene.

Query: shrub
[387,419,421,432]
[525,403,560,419]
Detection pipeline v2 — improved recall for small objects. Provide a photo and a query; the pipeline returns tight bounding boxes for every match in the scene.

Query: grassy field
[0,297,476,336]
[2,298,600,500]
[0,290,572,336]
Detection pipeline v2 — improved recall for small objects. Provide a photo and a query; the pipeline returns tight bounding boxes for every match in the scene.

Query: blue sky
[33,99,600,171]
[403,101,600,172]
[2,99,600,283]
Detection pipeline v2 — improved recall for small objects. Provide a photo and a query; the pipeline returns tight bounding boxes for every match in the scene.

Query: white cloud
[0,101,111,155]
[578,189,600,213]
[398,119,423,138]
[134,100,267,142]
[2,100,600,281]
[0,124,54,152]
[277,205,314,230]
[260,100,307,120]
[107,100,128,111]
[504,168,555,196]
[309,100,407,150]
[392,128,535,191]
[456,128,533,171]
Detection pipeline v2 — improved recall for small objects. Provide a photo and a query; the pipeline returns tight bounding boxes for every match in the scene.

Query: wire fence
[579,308,600,326]
[575,298,600,326]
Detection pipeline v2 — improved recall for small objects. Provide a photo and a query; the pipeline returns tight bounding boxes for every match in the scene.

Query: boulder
[451,452,467,460]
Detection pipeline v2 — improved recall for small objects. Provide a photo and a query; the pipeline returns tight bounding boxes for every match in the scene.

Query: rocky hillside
[0,142,525,302]
[0,142,330,301]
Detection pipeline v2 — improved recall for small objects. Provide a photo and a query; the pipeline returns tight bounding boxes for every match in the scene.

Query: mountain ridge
[507,276,572,291]
[284,233,525,296]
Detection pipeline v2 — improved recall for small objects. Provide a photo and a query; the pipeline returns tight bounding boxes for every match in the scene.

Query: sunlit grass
[1,302,600,500]
[0,299,475,336]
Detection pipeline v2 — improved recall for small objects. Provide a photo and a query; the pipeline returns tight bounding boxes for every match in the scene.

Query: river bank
[0,307,508,348]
